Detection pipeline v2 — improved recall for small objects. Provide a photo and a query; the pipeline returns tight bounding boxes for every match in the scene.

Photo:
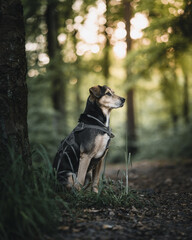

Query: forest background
[0,0,192,239]
[23,0,192,163]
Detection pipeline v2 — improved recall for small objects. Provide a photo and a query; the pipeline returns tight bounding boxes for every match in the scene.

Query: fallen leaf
[84,208,100,213]
[72,228,81,233]
[113,225,124,230]
[102,224,113,229]
[137,221,143,227]
[109,211,115,216]
[58,226,70,231]
[164,178,172,184]
[132,206,138,212]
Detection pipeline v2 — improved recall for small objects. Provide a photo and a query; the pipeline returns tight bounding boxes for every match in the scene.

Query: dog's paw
[92,186,99,194]
[74,182,82,191]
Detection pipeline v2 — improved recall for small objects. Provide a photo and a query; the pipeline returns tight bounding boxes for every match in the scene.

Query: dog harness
[54,114,114,183]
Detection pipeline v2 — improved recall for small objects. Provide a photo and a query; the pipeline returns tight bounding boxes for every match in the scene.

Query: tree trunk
[46,1,58,59]
[126,89,137,152]
[183,71,189,124]
[0,0,31,164]
[46,0,66,133]
[103,0,110,85]
[124,0,137,154]
[103,37,110,85]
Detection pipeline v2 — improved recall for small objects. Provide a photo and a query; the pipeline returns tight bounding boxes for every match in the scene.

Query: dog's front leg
[92,159,103,193]
[92,150,108,193]
[74,153,91,191]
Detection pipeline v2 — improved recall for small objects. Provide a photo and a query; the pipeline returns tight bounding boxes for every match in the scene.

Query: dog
[53,85,125,193]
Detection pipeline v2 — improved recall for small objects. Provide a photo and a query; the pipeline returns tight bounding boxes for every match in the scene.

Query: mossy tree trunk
[0,0,31,164]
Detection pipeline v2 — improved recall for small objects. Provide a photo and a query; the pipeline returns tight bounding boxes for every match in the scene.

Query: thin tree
[46,0,66,133]
[0,0,31,164]
[124,0,137,154]
[103,0,110,85]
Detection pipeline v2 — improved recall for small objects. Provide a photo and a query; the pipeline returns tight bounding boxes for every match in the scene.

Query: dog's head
[89,85,125,110]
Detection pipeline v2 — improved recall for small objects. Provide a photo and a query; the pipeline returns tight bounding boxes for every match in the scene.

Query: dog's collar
[86,114,114,138]
[86,114,108,127]
[77,114,115,138]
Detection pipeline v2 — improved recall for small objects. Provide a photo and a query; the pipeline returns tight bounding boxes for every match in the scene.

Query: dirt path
[50,160,192,240]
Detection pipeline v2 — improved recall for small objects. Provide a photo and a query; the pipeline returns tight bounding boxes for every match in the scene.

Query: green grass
[59,148,139,211]
[0,145,65,240]
[59,177,142,213]
[58,144,145,219]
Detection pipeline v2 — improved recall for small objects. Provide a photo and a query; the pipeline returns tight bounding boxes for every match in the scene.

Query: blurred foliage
[127,0,192,160]
[23,0,192,161]
[135,123,192,160]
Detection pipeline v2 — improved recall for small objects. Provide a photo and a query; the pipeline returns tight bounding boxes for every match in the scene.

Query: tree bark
[0,0,31,164]
[124,0,137,154]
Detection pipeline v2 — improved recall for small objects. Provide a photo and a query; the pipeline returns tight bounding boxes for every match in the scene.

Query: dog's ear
[89,85,101,98]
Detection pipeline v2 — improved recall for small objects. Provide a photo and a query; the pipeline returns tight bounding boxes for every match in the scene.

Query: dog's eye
[106,92,112,96]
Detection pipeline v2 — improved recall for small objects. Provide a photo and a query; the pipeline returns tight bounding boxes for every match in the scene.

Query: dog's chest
[94,134,110,159]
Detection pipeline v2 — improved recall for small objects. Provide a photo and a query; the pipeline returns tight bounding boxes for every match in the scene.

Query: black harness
[54,114,114,182]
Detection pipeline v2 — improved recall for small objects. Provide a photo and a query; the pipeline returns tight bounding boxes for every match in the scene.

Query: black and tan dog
[53,85,125,193]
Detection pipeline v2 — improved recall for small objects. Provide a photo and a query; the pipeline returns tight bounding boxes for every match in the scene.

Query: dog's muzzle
[120,97,125,107]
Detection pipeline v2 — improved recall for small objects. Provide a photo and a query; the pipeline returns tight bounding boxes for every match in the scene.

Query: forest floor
[48,159,192,240]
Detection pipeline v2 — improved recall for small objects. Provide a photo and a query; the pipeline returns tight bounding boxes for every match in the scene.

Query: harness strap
[75,122,115,138]
[64,152,74,173]
[86,114,114,136]
[87,114,107,127]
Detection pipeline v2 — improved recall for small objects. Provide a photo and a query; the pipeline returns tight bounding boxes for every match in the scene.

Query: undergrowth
[0,145,144,239]
[59,177,143,219]
[59,151,142,213]
[0,145,64,240]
